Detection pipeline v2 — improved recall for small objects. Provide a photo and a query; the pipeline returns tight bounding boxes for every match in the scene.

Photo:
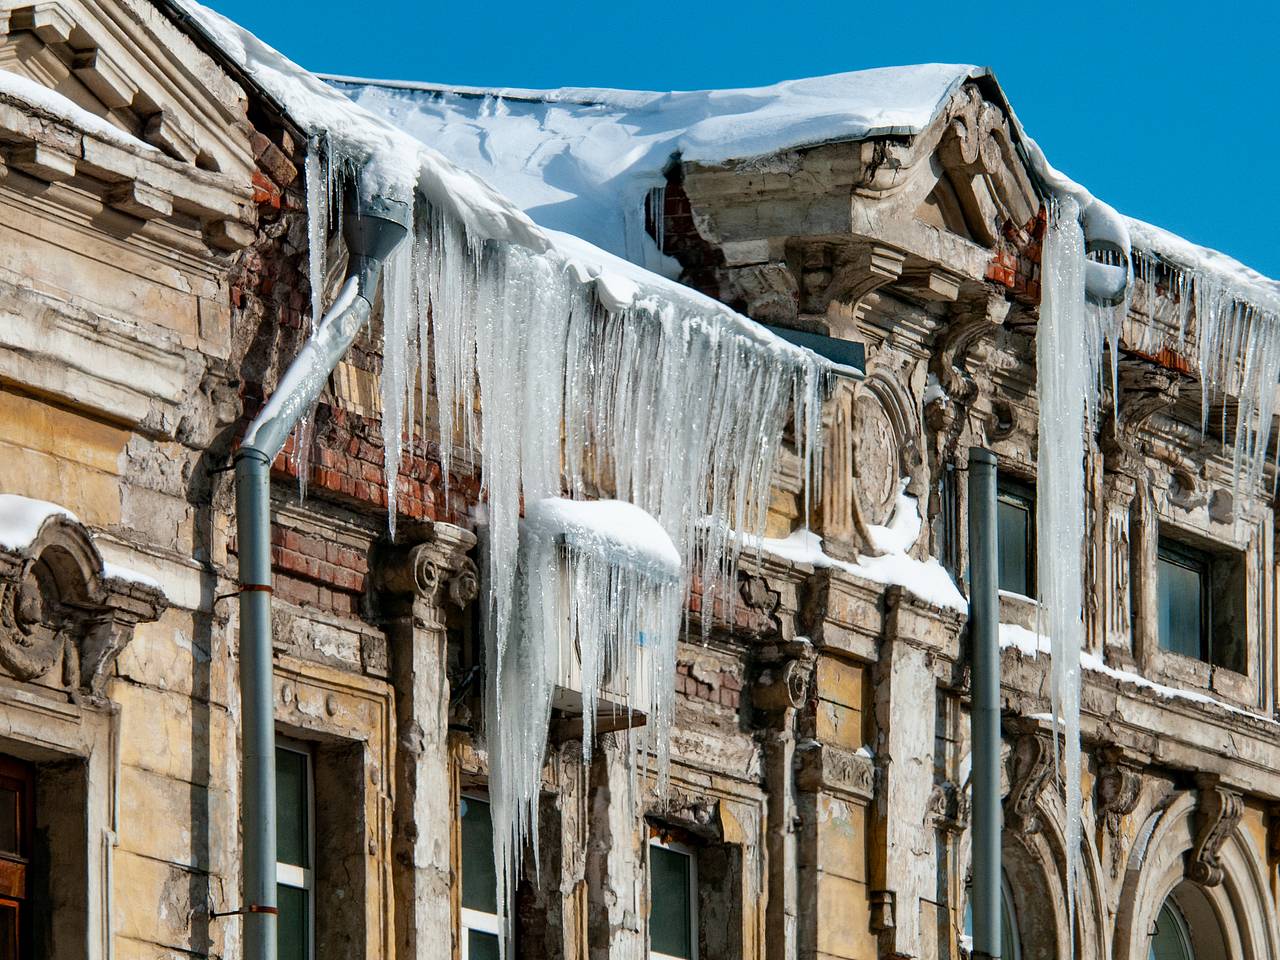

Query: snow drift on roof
[329,65,985,262]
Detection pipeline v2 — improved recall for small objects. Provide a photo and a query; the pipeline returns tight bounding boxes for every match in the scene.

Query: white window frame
[460,793,501,960]
[648,838,699,960]
[276,738,315,960]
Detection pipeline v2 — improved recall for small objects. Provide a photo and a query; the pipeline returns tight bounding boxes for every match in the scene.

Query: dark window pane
[469,929,501,960]
[1149,901,1193,960]
[996,497,1031,597]
[650,846,692,959]
[276,748,309,869]
[461,797,497,914]
[0,901,15,960]
[1157,555,1203,659]
[277,884,309,960]
[0,791,16,856]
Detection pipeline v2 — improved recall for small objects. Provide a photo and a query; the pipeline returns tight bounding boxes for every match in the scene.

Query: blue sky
[206,0,1278,279]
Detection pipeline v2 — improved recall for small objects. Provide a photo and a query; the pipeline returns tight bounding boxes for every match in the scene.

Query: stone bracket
[1096,745,1143,835]
[1188,773,1243,887]
[1004,718,1054,835]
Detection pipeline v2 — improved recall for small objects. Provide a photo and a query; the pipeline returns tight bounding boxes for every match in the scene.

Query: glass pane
[1158,556,1203,659]
[0,790,17,856]
[650,845,692,959]
[277,883,309,960]
[461,797,497,913]
[996,498,1031,597]
[276,748,309,868]
[1149,901,1193,960]
[469,929,501,960]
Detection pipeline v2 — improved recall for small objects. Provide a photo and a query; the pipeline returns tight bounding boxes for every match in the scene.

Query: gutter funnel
[233,188,409,960]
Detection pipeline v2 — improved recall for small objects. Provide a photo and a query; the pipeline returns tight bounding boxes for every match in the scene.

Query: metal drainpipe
[233,191,410,960]
[967,447,1001,960]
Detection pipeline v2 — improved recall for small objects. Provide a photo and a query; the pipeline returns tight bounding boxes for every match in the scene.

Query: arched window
[1149,899,1194,960]
[963,873,1022,960]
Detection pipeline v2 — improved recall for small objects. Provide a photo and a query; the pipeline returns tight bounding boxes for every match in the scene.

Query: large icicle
[1036,197,1108,946]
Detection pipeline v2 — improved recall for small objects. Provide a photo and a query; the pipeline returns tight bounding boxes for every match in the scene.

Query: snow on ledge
[999,623,1275,726]
[523,498,680,580]
[750,523,967,614]
[0,69,159,154]
[0,494,166,596]
[0,494,78,551]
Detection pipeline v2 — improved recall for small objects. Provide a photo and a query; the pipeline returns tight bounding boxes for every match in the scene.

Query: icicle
[1036,197,1096,952]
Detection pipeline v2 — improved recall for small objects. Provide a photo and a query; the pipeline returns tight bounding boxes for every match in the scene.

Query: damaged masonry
[1,2,1279,960]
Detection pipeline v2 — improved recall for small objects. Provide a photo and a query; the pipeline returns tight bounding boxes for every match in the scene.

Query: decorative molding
[0,512,165,702]
[1004,722,1054,835]
[795,740,875,802]
[1188,774,1242,887]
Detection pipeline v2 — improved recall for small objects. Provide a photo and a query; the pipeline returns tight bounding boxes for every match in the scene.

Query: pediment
[0,0,255,248]
[861,83,1041,251]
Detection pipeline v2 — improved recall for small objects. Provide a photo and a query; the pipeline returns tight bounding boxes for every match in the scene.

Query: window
[649,840,698,960]
[460,795,500,960]
[1156,532,1246,671]
[0,757,32,960]
[1149,899,1194,960]
[962,874,1021,960]
[996,478,1035,598]
[276,743,314,960]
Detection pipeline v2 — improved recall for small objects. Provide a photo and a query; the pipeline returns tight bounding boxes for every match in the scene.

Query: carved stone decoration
[718,261,799,325]
[1188,774,1243,887]
[0,508,166,702]
[928,291,1010,458]
[447,557,480,608]
[736,570,781,637]
[1100,360,1182,477]
[795,740,876,802]
[372,522,478,615]
[1004,724,1054,835]
[843,371,924,557]
[648,788,721,841]
[928,779,969,834]
[1095,747,1143,834]
[753,659,808,712]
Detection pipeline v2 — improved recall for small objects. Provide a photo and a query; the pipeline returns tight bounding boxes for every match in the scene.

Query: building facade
[0,4,1277,960]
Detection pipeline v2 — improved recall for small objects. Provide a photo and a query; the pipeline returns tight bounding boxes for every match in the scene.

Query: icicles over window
[1035,197,1099,946]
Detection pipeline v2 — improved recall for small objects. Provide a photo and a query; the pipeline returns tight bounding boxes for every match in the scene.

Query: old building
[0,3,1277,960]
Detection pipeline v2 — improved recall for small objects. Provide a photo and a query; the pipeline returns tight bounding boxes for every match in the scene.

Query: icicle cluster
[1036,197,1103,945]
[299,155,828,953]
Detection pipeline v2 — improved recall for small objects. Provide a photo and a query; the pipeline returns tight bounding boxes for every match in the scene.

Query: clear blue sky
[206,0,1278,279]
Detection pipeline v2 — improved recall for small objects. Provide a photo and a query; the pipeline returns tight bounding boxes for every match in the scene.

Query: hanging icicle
[1036,196,1104,949]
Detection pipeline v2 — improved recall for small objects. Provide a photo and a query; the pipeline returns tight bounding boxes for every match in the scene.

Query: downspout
[234,190,410,960]
[967,447,1000,960]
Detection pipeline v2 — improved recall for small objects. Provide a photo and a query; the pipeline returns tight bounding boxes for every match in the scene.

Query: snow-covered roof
[327,66,986,264]
[328,68,1279,314]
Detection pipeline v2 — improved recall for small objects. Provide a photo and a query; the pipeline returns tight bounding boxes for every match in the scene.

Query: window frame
[648,837,699,960]
[995,475,1036,599]
[0,756,33,960]
[459,792,501,960]
[276,738,316,960]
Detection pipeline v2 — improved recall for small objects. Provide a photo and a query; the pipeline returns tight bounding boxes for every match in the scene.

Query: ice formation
[1035,197,1098,936]
[174,6,841,950]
